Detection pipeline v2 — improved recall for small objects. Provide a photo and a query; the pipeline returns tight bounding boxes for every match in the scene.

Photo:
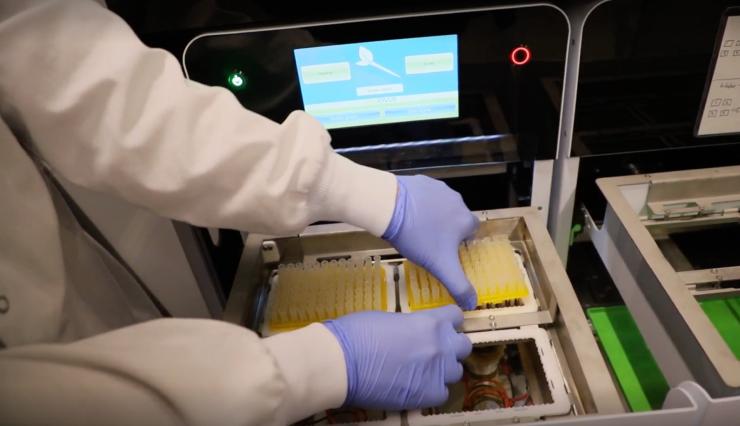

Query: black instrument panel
[573,0,740,157]
[182,6,567,168]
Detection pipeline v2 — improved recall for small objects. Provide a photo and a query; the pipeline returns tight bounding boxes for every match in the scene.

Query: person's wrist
[323,320,357,406]
[382,175,406,241]
[262,323,348,418]
[312,154,397,237]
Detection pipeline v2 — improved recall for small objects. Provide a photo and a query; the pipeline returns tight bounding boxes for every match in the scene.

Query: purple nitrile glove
[324,305,472,410]
[383,175,480,310]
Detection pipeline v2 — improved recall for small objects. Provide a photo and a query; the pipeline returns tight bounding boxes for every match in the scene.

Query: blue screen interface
[294,35,458,129]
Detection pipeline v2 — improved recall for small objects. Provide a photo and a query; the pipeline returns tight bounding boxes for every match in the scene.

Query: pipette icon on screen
[356,46,401,78]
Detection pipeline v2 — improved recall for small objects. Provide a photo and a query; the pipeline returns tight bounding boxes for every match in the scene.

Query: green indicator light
[230,74,244,87]
[227,71,247,90]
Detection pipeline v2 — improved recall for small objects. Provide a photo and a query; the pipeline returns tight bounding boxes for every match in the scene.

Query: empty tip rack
[405,236,529,311]
[266,256,388,332]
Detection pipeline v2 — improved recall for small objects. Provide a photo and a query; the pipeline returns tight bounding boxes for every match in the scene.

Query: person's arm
[0,0,396,236]
[0,309,470,425]
[0,0,479,307]
[0,319,347,426]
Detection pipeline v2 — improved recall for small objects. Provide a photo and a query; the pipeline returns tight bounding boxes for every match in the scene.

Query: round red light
[510,46,531,66]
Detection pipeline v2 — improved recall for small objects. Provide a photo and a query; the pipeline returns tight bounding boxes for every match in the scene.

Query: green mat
[699,296,740,359]
[588,298,740,412]
[587,306,669,412]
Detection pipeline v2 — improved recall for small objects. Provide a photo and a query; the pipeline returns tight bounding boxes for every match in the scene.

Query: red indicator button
[510,46,531,66]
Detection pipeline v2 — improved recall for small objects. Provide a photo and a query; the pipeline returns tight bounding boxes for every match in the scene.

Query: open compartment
[255,212,558,336]
[407,326,571,425]
[226,207,622,423]
[590,166,740,397]
[647,218,740,363]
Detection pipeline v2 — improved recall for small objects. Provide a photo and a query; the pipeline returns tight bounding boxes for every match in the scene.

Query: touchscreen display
[294,35,458,129]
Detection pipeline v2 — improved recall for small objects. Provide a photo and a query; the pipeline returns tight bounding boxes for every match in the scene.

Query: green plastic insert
[699,296,740,359]
[587,306,669,412]
[588,298,740,412]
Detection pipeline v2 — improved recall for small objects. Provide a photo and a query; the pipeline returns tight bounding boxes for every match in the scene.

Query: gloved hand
[383,175,480,310]
[324,305,472,410]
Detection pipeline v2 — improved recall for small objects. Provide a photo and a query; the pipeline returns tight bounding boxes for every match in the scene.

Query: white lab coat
[0,0,397,424]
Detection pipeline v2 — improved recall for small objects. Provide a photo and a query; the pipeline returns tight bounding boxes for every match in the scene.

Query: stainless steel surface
[226,207,623,420]
[549,156,580,263]
[532,159,555,223]
[223,233,270,325]
[586,206,696,391]
[548,0,611,264]
[591,165,740,397]
[680,267,740,298]
[504,381,707,426]
[678,266,740,285]
[491,208,623,414]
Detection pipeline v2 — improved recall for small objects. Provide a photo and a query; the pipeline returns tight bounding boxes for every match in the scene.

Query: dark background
[107,0,740,308]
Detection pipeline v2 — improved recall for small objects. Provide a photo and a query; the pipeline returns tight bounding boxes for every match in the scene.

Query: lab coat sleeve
[0,0,397,237]
[0,319,348,426]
